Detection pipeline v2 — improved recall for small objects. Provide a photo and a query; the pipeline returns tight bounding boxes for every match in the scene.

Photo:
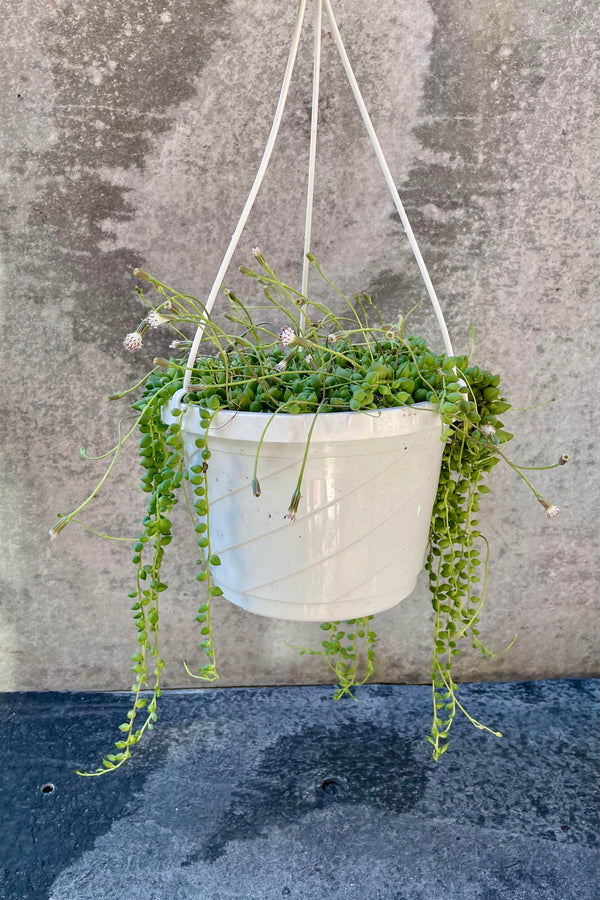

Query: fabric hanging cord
[323,0,454,357]
[183,0,308,390]
[300,0,323,331]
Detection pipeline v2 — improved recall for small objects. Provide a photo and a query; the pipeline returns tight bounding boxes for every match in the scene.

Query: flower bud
[49,517,69,540]
[251,247,268,268]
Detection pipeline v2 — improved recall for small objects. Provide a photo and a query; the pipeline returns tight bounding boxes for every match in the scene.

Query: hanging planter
[51,0,566,775]
[163,394,444,622]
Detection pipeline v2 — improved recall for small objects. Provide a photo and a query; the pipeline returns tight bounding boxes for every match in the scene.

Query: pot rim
[163,389,442,443]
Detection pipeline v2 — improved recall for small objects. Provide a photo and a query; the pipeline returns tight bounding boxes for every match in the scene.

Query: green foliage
[53,254,564,774]
[425,367,517,759]
[298,618,378,699]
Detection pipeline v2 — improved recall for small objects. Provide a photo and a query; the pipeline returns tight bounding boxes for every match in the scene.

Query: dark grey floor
[1,679,598,900]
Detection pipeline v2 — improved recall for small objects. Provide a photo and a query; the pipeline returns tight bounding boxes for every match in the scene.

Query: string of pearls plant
[50,251,566,773]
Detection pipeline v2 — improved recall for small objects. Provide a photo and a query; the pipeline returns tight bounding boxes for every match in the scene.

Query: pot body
[163,394,444,622]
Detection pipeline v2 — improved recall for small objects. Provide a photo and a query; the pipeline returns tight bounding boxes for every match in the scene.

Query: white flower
[146,309,168,329]
[538,496,560,518]
[123,332,143,351]
[251,247,261,257]
[284,488,301,523]
[279,326,296,346]
[275,359,287,372]
[481,423,496,437]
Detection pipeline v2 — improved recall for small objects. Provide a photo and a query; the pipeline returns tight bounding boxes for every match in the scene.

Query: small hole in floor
[320,777,340,794]
[41,783,55,794]
[561,825,570,831]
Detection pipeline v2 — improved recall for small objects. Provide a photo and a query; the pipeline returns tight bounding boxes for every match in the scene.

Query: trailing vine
[290,617,378,699]
[185,406,221,683]
[50,252,564,773]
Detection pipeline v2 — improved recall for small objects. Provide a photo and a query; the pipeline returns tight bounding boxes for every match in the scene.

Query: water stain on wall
[367,0,546,338]
[20,0,228,354]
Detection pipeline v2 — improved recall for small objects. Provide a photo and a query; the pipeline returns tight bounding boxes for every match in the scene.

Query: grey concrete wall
[1,0,598,692]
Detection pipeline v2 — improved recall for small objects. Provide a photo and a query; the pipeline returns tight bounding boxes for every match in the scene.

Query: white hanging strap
[183,0,454,391]
[323,0,454,357]
[300,0,323,331]
[183,0,308,390]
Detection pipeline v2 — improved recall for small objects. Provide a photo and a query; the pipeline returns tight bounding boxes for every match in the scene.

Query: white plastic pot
[164,391,444,622]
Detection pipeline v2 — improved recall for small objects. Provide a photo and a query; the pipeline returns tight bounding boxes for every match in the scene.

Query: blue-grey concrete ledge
[1,679,598,900]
